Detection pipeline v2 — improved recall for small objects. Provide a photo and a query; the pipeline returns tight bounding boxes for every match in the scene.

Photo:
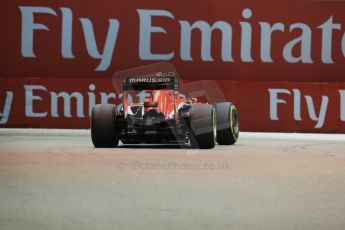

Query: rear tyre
[91,104,119,148]
[189,104,216,149]
[216,102,239,145]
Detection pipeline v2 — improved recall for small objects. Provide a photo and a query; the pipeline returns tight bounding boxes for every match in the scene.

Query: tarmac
[0,129,345,230]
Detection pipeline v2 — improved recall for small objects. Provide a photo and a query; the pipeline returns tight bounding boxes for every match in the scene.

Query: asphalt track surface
[1,129,345,230]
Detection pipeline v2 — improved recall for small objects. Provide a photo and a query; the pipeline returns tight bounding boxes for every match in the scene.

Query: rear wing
[123,74,178,90]
[112,62,180,93]
[112,62,227,104]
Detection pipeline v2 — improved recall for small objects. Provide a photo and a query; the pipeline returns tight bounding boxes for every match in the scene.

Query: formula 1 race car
[91,66,239,149]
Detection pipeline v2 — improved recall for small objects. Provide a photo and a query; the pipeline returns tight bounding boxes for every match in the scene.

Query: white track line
[241,132,345,142]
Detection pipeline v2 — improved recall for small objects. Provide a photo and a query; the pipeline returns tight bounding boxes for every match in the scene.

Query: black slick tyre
[189,104,216,149]
[216,102,239,145]
[91,104,119,148]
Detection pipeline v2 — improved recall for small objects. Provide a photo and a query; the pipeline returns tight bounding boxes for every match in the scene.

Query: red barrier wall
[1,1,345,132]
[1,79,344,132]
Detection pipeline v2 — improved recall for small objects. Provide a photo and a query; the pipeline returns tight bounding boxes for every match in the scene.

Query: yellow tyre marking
[229,105,238,141]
